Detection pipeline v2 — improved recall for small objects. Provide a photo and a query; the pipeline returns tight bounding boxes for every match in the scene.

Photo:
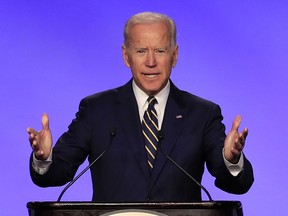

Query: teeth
[145,74,157,78]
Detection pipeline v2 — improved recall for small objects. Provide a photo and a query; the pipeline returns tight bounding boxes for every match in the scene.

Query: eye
[155,49,165,54]
[136,49,146,54]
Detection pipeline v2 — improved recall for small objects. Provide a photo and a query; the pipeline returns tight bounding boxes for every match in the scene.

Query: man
[28,12,254,202]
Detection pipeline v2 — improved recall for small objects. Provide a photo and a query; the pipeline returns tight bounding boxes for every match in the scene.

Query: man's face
[122,22,178,95]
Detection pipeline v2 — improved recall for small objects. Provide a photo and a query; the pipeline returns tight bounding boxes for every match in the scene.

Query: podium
[27,201,243,216]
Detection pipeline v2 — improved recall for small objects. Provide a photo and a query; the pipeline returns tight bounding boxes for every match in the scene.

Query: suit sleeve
[30,98,92,187]
[204,104,254,194]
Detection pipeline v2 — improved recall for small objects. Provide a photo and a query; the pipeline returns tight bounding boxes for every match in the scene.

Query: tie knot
[147,96,157,107]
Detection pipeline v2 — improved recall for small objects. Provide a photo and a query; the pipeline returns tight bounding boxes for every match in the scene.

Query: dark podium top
[27,201,243,216]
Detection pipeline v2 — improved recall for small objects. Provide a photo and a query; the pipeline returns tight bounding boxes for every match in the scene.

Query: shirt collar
[132,79,170,111]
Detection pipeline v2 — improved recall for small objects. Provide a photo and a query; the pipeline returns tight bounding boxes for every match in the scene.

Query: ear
[122,45,131,68]
[172,45,178,68]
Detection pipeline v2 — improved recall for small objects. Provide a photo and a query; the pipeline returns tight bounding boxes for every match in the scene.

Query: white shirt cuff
[32,152,52,175]
[222,148,244,177]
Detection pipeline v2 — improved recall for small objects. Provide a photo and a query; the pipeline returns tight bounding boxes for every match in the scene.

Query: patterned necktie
[142,96,159,169]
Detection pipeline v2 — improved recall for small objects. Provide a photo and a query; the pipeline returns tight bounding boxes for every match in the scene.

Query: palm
[224,115,248,164]
[28,114,52,160]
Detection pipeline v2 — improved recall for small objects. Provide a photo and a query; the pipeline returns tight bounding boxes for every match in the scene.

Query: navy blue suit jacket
[30,79,254,202]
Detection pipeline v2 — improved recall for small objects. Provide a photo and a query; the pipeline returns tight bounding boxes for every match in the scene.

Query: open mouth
[143,72,160,78]
[144,74,158,78]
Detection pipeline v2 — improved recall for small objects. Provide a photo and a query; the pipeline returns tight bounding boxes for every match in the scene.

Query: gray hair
[123,12,177,47]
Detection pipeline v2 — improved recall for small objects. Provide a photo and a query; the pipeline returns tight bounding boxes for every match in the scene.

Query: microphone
[158,130,213,201]
[57,128,117,202]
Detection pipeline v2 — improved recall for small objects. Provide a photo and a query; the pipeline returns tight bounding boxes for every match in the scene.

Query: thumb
[41,113,50,130]
[231,115,242,132]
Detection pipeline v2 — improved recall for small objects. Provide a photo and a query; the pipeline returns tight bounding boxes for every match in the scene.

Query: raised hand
[224,115,248,164]
[27,113,53,160]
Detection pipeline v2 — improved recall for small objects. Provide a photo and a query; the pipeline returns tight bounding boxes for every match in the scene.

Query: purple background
[1,1,287,215]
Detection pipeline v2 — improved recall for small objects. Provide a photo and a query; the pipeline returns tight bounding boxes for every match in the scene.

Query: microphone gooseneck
[57,128,117,202]
[158,130,213,202]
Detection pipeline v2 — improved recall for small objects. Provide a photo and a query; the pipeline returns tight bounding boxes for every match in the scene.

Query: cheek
[130,58,145,71]
[162,59,174,71]
[130,62,140,71]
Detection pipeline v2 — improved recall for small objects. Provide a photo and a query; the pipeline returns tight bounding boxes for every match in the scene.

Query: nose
[145,51,157,67]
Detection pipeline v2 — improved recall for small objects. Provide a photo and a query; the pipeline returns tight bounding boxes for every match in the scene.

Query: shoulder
[80,80,133,107]
[170,82,219,110]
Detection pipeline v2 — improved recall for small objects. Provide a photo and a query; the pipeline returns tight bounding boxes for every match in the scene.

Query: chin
[145,86,162,95]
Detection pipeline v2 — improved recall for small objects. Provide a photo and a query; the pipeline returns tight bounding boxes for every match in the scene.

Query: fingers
[234,128,248,151]
[42,113,49,130]
[231,115,248,147]
[27,127,37,143]
[27,129,45,158]
[231,115,242,132]
[225,116,249,163]
[27,127,39,149]
[239,128,248,144]
[27,114,52,160]
[27,127,37,135]
[27,113,49,151]
[27,114,49,143]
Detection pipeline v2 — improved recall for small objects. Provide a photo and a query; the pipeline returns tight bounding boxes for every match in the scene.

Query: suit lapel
[115,80,188,187]
[116,80,151,181]
[149,82,188,188]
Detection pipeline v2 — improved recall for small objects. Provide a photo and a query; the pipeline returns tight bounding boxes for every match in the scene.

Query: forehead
[128,22,171,46]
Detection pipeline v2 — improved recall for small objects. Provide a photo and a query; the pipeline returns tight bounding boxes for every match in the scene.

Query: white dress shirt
[132,79,170,129]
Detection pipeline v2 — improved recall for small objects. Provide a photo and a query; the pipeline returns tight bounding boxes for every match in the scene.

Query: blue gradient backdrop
[1,1,287,215]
